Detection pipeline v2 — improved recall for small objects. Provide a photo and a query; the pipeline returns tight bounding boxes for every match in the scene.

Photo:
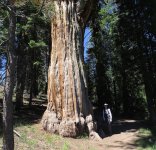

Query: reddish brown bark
[41,0,100,138]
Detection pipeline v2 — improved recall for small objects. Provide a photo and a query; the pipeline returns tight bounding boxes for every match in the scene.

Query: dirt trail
[66,120,145,150]
[102,120,144,150]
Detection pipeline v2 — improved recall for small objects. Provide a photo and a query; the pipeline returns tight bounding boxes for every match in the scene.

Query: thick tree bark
[42,0,99,138]
[3,1,16,150]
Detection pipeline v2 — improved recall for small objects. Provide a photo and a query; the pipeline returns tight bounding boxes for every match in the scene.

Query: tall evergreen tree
[116,0,156,121]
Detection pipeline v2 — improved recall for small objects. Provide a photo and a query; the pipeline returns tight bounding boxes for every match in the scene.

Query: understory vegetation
[137,127,156,150]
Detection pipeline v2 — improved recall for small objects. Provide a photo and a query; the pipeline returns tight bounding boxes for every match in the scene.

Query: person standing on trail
[103,103,112,136]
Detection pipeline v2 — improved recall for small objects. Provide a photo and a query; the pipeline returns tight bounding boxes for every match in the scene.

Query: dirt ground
[0,92,148,150]
[65,119,145,150]
[0,109,148,150]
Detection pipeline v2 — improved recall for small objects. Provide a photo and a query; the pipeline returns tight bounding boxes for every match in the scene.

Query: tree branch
[76,0,95,25]
[13,130,21,137]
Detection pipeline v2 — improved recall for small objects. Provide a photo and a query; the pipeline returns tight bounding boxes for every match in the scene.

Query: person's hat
[104,103,108,106]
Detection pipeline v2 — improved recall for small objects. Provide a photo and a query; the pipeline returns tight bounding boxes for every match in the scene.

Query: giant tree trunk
[41,0,99,137]
[3,1,16,149]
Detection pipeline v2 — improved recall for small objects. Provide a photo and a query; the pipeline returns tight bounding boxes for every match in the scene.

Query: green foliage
[15,1,51,96]
[61,141,70,150]
[87,1,120,108]
[15,0,27,7]
[77,132,88,139]
[0,9,8,53]
[86,0,155,118]
[136,127,156,150]
[99,3,119,36]
[28,40,47,48]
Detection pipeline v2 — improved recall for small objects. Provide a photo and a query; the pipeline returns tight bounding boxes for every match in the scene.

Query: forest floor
[0,116,155,150]
[0,87,156,150]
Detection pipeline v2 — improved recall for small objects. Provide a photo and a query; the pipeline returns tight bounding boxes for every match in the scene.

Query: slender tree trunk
[96,62,108,106]
[15,32,26,111]
[15,55,26,111]
[122,68,130,116]
[3,2,16,149]
[32,24,39,98]
[42,0,100,137]
[29,62,34,107]
[113,80,118,114]
[29,24,38,107]
[29,50,38,107]
[43,29,51,94]
[121,53,131,117]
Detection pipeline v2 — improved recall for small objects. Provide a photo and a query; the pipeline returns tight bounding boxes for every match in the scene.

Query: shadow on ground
[106,141,138,150]
[112,119,147,135]
[0,96,47,138]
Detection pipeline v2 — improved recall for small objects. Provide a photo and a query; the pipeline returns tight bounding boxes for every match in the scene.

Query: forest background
[0,0,156,149]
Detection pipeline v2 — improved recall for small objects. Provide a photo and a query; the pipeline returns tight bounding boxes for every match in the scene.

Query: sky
[84,28,92,60]
[0,56,6,84]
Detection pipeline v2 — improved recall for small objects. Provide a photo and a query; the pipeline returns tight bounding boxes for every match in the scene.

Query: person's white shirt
[103,108,112,123]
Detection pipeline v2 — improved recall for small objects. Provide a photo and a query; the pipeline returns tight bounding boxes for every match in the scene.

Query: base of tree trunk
[41,110,80,137]
[59,119,78,137]
[41,110,60,134]
[41,110,101,140]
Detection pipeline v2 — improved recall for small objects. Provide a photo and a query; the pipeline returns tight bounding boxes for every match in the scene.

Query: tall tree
[117,0,156,122]
[41,0,98,137]
[15,24,27,110]
[14,1,51,109]
[88,1,119,110]
[1,0,16,149]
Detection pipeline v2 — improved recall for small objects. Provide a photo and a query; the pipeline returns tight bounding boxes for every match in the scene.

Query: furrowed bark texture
[42,0,99,137]
[3,1,16,149]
